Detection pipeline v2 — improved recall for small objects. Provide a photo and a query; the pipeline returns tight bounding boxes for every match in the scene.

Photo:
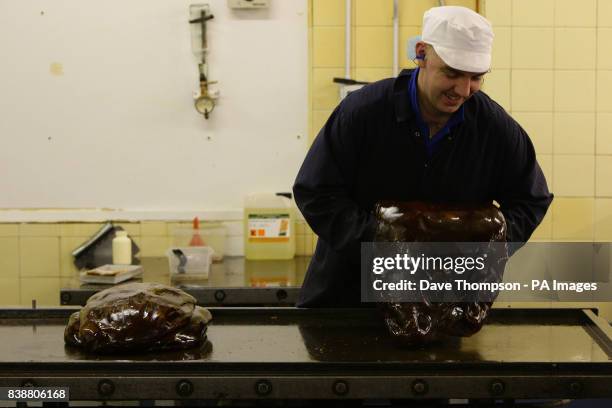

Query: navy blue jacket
[293,69,553,307]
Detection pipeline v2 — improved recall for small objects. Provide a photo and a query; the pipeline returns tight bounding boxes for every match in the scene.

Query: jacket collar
[393,68,468,127]
[393,69,417,123]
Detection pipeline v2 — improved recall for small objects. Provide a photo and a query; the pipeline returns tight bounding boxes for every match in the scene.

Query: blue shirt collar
[408,68,465,155]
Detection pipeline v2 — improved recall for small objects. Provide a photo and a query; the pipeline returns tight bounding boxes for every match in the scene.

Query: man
[293,6,553,307]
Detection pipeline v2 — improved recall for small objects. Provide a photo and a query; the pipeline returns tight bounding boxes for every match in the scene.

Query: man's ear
[414,41,427,67]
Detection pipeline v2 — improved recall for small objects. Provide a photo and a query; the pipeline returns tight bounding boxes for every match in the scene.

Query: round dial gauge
[195,96,214,115]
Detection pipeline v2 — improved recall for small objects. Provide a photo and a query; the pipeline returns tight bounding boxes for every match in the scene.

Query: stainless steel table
[60,256,310,306]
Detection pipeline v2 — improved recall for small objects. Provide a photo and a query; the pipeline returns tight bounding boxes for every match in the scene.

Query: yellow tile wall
[0,237,19,278]
[538,154,554,187]
[312,109,333,135]
[510,70,554,112]
[553,156,595,196]
[598,28,612,69]
[20,224,60,237]
[555,0,596,27]
[511,28,554,69]
[140,221,167,237]
[0,278,20,305]
[313,0,345,26]
[483,69,510,110]
[531,206,553,241]
[596,156,612,196]
[553,113,595,155]
[0,219,261,306]
[20,237,60,278]
[555,71,596,112]
[20,277,60,307]
[355,27,394,67]
[594,2,611,316]
[483,0,612,249]
[59,223,104,237]
[311,0,346,149]
[482,6,612,319]
[481,0,612,240]
[0,221,177,306]
[485,0,511,26]
[555,28,596,70]
[511,0,554,26]
[313,27,345,67]
[354,68,394,83]
[600,0,612,26]
[355,0,394,26]
[115,222,142,237]
[491,27,510,69]
[512,113,553,154]
[595,199,612,240]
[597,71,612,111]
[60,236,88,277]
[0,224,19,237]
[552,198,595,240]
[313,68,345,110]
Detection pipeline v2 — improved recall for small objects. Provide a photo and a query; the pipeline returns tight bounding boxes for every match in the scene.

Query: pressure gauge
[195,96,215,118]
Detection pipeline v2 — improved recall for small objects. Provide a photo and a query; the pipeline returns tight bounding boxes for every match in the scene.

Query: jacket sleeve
[293,100,377,252]
[496,119,553,249]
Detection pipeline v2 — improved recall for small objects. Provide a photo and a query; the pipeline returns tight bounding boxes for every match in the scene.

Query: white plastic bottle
[112,230,132,265]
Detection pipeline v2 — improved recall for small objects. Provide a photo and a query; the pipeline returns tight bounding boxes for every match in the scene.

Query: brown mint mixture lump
[374,201,508,345]
[65,282,212,353]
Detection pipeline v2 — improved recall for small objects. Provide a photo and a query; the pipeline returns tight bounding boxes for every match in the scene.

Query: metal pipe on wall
[345,0,351,79]
[393,0,399,76]
[344,0,446,79]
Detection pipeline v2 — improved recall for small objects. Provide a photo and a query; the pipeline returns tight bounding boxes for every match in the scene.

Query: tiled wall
[0,219,315,307]
[482,0,612,242]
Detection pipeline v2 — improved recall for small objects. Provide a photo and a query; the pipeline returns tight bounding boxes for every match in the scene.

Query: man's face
[417,46,486,117]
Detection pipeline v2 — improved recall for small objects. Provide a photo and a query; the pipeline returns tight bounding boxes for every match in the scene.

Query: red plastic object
[189,217,205,246]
